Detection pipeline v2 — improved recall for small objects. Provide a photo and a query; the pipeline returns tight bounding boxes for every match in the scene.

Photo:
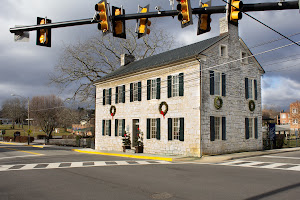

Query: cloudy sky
[1,0,300,110]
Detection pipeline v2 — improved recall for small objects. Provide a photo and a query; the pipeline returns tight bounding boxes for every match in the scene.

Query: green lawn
[0,124,72,137]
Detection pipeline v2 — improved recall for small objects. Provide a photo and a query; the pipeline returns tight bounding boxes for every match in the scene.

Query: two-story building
[94,17,265,157]
[290,101,300,130]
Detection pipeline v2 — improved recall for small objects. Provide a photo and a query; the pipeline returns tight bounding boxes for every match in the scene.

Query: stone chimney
[219,17,229,35]
[121,54,135,66]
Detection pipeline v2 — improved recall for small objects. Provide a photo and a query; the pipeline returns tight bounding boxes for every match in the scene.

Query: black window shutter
[210,116,215,141]
[115,87,118,104]
[147,119,150,139]
[179,118,184,141]
[122,119,125,137]
[210,71,214,95]
[222,73,226,97]
[167,75,172,98]
[103,89,106,105]
[102,120,105,136]
[147,80,151,100]
[109,88,112,105]
[179,73,184,96]
[168,118,172,141]
[245,118,249,139]
[138,81,142,101]
[108,120,111,136]
[255,117,258,139]
[254,79,257,100]
[245,78,249,99]
[222,117,226,140]
[122,85,126,103]
[157,78,161,99]
[115,119,118,136]
[156,118,160,140]
[130,83,133,102]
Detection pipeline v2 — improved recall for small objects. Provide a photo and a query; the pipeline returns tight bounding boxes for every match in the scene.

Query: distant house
[0,118,13,125]
[279,111,290,125]
[72,120,95,137]
[290,101,300,131]
[94,17,265,157]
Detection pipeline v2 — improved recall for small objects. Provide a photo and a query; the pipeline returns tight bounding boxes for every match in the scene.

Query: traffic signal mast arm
[9,1,299,34]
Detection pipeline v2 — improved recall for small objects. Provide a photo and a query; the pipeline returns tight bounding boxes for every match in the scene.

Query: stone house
[94,17,265,157]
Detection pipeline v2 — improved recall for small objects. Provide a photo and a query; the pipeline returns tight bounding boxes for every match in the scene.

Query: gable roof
[95,34,228,84]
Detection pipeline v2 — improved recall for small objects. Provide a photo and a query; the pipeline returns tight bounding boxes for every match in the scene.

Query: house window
[245,78,257,100]
[245,117,257,139]
[116,85,125,104]
[173,118,180,140]
[150,119,157,139]
[133,82,139,102]
[151,79,157,99]
[168,73,184,98]
[293,119,298,124]
[210,71,226,96]
[105,89,110,104]
[220,45,228,57]
[249,118,254,138]
[210,116,226,141]
[292,108,298,114]
[241,52,248,64]
[282,114,286,119]
[102,120,111,136]
[118,120,123,136]
[214,72,221,96]
[115,119,125,137]
[168,118,184,141]
[215,117,221,140]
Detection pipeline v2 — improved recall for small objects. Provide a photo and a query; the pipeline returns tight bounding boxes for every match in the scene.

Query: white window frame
[117,86,123,103]
[150,119,157,139]
[104,120,110,136]
[241,51,248,64]
[173,118,180,140]
[248,78,255,100]
[150,79,157,99]
[214,117,221,140]
[292,108,298,114]
[171,75,179,97]
[220,45,228,57]
[214,71,222,96]
[105,89,110,105]
[293,119,298,124]
[117,120,123,136]
[282,114,286,119]
[248,118,255,139]
[133,82,139,102]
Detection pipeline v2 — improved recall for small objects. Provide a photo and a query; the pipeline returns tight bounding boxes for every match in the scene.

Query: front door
[132,119,139,147]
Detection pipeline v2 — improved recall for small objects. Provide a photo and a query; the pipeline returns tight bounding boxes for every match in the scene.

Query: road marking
[0,147,43,155]
[261,155,300,160]
[0,155,42,160]
[0,160,173,172]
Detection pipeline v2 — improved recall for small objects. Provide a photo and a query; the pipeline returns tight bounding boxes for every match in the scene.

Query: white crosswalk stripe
[214,160,300,172]
[0,160,173,172]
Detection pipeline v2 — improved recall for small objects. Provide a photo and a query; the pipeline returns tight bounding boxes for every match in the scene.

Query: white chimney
[121,54,135,66]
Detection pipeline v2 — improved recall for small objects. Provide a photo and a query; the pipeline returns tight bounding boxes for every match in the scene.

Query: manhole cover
[151,192,173,199]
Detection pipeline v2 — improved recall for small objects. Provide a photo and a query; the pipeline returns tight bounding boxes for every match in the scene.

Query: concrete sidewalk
[73,147,300,162]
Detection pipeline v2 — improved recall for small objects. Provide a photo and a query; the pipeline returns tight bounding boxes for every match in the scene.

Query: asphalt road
[0,143,300,200]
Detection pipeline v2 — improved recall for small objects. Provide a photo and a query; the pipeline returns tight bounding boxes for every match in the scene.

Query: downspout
[196,54,203,158]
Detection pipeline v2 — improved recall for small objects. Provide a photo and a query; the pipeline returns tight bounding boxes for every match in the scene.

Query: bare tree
[57,107,81,132]
[50,25,175,102]
[30,95,64,141]
[1,98,27,129]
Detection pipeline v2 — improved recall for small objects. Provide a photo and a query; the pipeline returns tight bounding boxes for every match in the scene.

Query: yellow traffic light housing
[177,0,193,28]
[197,1,212,35]
[138,5,151,39]
[95,0,110,34]
[112,6,126,39]
[229,0,243,25]
[36,17,51,47]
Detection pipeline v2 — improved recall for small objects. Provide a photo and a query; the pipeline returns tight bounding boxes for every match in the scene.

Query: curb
[72,149,174,162]
[0,142,44,148]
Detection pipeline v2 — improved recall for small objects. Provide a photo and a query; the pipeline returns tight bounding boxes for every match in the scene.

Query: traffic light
[36,17,51,47]
[95,0,110,34]
[112,6,126,39]
[197,1,211,35]
[177,0,193,28]
[228,0,243,25]
[138,5,151,39]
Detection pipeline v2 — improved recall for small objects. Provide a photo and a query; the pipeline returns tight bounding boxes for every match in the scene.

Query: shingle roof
[95,34,228,83]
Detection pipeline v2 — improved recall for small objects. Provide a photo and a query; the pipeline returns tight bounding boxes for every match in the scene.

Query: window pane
[105,120,110,136]
[105,89,110,105]
[133,83,138,101]
[214,72,221,96]
[151,79,157,99]
[118,120,123,136]
[151,119,157,138]
[249,118,253,138]
[248,79,253,99]
[215,117,220,140]
[172,75,179,97]
[118,86,123,103]
[173,118,179,140]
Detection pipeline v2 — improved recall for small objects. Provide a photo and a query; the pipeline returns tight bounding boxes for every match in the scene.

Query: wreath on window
[159,101,168,118]
[110,105,116,117]
[249,100,255,112]
[214,96,223,110]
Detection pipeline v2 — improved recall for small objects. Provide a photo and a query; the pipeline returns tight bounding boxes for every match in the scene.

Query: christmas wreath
[249,100,255,111]
[110,105,116,117]
[159,101,168,117]
[214,96,223,110]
